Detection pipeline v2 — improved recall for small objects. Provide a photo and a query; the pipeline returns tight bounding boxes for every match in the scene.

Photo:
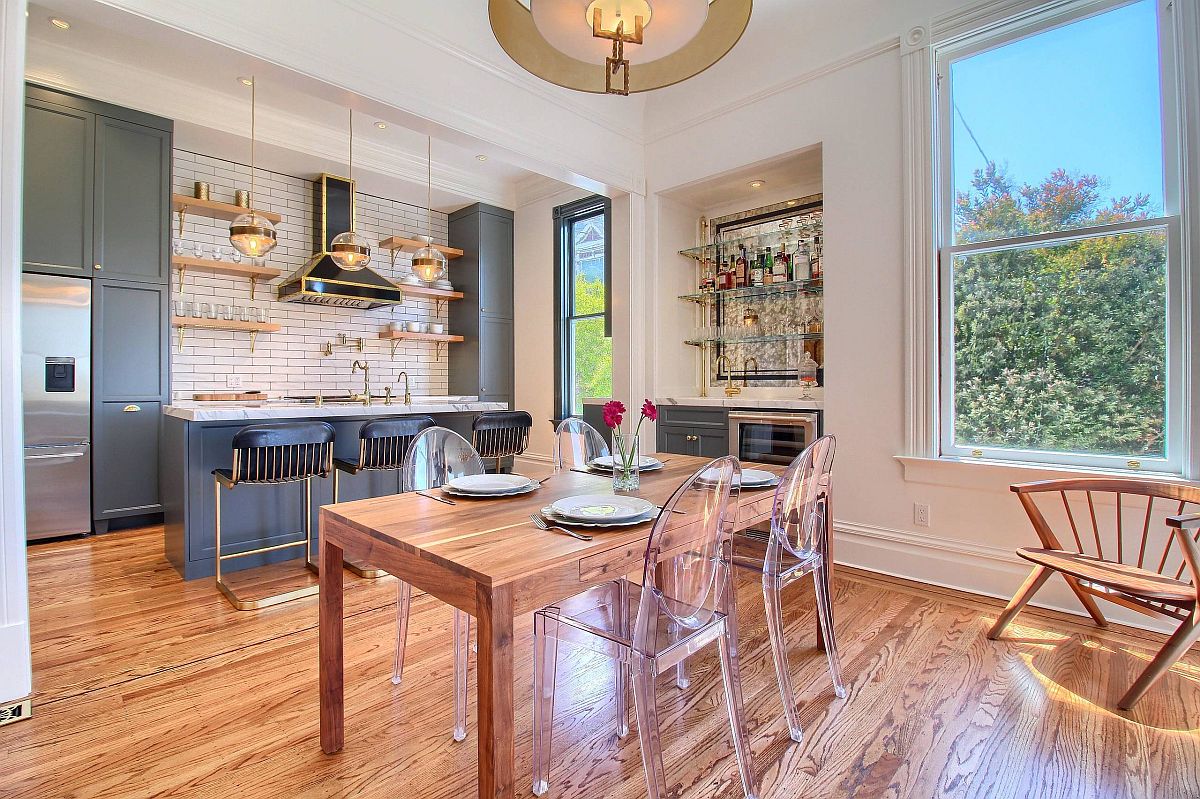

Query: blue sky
[951,0,1164,211]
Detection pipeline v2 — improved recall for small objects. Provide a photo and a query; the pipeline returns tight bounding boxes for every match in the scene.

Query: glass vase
[612,433,640,493]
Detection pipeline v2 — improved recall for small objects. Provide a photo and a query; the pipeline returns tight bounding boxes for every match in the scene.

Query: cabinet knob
[94,263,103,271]
[123,404,141,413]
[480,307,486,312]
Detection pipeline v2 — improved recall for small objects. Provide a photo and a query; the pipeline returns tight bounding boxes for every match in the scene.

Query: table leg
[319,534,345,755]
[476,582,515,799]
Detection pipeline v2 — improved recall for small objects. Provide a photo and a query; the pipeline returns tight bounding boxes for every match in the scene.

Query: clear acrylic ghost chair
[731,434,844,744]
[551,417,610,472]
[532,456,759,799]
[395,425,486,742]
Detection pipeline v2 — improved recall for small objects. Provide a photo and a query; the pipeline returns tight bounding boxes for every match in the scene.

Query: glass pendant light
[229,77,278,258]
[412,136,448,284]
[330,108,372,271]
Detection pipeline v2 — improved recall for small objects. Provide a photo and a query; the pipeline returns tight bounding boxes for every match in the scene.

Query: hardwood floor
[4,525,1199,798]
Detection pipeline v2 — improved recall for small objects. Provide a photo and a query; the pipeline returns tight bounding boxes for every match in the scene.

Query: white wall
[0,0,30,704]
[642,2,1168,628]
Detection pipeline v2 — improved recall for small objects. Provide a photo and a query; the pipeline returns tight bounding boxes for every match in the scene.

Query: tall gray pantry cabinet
[23,84,172,532]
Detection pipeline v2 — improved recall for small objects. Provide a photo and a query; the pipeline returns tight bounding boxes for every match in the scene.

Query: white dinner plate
[540,506,655,529]
[698,467,779,489]
[551,494,656,522]
[446,474,534,494]
[443,482,540,498]
[586,455,663,471]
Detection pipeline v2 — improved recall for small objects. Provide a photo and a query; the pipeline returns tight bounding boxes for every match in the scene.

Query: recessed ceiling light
[237,76,254,86]
[476,154,489,162]
[786,200,797,206]
[49,17,71,30]
[374,121,387,129]
[748,179,765,189]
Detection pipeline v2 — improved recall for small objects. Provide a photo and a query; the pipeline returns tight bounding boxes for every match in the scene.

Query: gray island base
[161,399,506,580]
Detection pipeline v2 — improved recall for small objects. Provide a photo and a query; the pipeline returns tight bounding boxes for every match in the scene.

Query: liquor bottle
[719,260,734,291]
[794,241,811,281]
[736,246,748,288]
[733,253,745,288]
[750,248,765,287]
[763,247,774,284]
[772,246,789,283]
[811,235,823,280]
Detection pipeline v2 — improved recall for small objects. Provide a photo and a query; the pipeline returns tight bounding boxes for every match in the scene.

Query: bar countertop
[164,397,507,422]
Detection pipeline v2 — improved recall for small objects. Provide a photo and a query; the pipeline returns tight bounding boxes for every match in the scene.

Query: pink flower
[602,400,626,429]
[640,399,658,422]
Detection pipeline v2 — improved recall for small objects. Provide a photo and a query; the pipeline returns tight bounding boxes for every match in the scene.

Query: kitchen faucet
[384,371,412,406]
[351,360,371,406]
[743,357,759,388]
[716,355,740,397]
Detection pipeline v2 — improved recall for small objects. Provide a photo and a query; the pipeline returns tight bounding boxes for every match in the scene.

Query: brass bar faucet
[396,371,412,405]
[716,355,740,397]
[351,360,371,406]
[743,356,759,389]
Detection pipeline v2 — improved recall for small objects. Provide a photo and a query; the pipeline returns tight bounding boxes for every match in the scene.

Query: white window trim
[901,0,1200,480]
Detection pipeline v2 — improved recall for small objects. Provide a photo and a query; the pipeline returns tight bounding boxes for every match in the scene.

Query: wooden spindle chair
[988,478,1200,709]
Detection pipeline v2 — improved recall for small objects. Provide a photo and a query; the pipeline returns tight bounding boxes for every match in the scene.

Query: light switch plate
[226,375,243,389]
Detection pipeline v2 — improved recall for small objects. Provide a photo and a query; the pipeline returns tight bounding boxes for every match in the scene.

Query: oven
[728,411,821,467]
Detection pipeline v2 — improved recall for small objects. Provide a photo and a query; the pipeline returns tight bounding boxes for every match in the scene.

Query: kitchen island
[161,397,506,580]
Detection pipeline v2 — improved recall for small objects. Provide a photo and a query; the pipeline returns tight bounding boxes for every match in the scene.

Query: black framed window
[554,195,612,418]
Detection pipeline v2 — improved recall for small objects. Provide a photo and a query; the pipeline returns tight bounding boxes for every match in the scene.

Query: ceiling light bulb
[330,231,372,272]
[787,200,797,206]
[749,180,765,188]
[375,121,387,129]
[49,17,70,30]
[238,77,254,86]
[412,236,448,284]
[476,154,489,162]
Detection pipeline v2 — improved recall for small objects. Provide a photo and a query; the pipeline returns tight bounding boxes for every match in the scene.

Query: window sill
[895,455,1189,492]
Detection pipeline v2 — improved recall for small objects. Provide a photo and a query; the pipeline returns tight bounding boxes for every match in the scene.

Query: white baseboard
[515,452,553,467]
[833,519,1171,634]
[0,620,31,703]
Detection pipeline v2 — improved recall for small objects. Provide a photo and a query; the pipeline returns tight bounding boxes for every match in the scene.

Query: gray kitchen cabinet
[656,405,729,457]
[93,279,169,400]
[449,204,516,409]
[22,96,94,277]
[94,400,162,521]
[93,116,172,283]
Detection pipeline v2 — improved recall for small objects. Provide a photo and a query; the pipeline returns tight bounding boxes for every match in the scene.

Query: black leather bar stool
[332,415,435,577]
[213,421,335,611]
[471,410,532,473]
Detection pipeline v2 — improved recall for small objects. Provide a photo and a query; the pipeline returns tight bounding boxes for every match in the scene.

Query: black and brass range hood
[277,174,403,309]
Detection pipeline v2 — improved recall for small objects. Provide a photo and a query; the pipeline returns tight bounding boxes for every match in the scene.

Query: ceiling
[661,143,822,211]
[25,0,543,211]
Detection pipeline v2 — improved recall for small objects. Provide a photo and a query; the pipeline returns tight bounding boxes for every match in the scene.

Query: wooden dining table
[317,453,788,799]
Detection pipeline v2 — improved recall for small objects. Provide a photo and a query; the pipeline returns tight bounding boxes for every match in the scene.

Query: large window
[936,0,1183,472]
[555,196,612,418]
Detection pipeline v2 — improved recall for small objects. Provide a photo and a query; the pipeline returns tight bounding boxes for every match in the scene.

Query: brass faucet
[351,360,371,405]
[716,355,740,397]
[743,357,759,389]
[396,371,412,405]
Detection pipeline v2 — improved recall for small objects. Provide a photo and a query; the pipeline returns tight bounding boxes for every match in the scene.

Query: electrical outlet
[914,503,930,527]
[226,375,243,389]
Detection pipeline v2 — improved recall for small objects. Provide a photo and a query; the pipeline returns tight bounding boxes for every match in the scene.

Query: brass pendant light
[330,108,372,272]
[229,76,279,258]
[411,136,448,284]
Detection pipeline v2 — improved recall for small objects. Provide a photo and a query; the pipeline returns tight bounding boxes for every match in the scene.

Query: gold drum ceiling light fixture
[490,0,750,95]
[330,108,372,272]
[411,136,447,284]
[229,76,279,259]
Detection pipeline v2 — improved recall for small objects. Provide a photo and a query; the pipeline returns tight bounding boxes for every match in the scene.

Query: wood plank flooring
[3,525,1198,798]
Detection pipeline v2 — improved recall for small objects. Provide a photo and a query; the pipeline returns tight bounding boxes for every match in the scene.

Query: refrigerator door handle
[25,450,87,460]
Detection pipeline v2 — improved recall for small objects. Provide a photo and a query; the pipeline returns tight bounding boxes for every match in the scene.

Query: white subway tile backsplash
[171,149,453,400]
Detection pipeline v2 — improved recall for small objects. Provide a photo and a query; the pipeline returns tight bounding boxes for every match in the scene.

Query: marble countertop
[163,398,507,422]
[582,396,823,411]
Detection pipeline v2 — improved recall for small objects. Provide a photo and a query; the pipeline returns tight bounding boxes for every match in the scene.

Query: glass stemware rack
[678,201,823,389]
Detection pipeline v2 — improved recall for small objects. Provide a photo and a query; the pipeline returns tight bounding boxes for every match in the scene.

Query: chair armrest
[1167,512,1200,530]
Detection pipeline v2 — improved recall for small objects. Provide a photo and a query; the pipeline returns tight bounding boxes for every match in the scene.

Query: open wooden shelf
[171,255,282,281]
[378,330,464,343]
[399,283,464,301]
[379,236,464,260]
[172,194,283,225]
[172,316,281,333]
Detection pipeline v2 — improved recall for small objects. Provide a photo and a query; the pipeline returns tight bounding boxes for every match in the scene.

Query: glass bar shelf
[678,278,823,304]
[684,332,824,347]
[677,224,823,261]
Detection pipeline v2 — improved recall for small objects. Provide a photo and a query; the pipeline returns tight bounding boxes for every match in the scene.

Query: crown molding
[645,35,901,145]
[25,38,514,208]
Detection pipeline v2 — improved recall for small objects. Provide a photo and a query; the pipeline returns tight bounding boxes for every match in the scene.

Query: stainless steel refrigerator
[22,273,92,540]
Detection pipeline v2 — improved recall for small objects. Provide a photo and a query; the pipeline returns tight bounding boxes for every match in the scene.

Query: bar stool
[332,415,435,578]
[213,421,335,611]
[471,410,532,473]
